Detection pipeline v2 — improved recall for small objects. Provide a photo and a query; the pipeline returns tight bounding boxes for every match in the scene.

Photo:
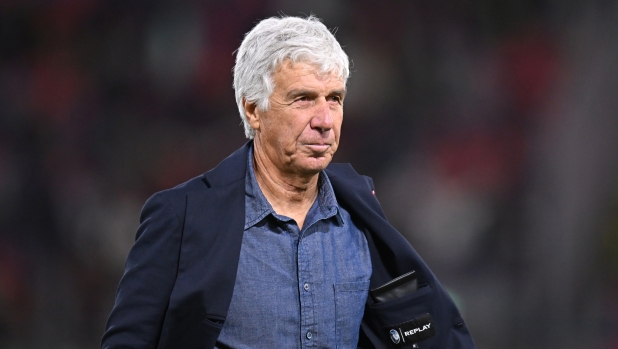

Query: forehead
[272,60,344,90]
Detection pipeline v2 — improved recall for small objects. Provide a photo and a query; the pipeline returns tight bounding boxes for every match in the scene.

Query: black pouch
[370,270,418,304]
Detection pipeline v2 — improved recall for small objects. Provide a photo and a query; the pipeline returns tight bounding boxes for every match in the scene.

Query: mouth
[303,143,331,153]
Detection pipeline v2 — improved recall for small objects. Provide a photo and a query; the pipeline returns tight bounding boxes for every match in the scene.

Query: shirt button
[303,283,309,291]
[306,331,312,340]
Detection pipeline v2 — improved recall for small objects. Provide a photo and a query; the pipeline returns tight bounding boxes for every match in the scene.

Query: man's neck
[252,151,319,230]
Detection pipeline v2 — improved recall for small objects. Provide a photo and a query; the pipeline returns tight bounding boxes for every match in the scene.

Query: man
[102,16,475,349]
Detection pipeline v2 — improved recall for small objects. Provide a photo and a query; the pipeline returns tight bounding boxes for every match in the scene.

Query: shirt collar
[244,145,342,230]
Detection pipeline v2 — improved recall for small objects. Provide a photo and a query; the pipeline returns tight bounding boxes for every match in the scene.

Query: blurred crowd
[0,0,617,348]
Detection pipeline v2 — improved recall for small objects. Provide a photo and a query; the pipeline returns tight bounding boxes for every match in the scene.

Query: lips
[304,143,330,153]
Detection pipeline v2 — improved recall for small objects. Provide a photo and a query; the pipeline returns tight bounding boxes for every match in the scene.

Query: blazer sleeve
[101,192,183,349]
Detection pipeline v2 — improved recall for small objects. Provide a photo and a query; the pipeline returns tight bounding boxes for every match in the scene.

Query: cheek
[333,114,343,136]
[264,114,298,141]
[272,119,309,151]
[296,116,316,134]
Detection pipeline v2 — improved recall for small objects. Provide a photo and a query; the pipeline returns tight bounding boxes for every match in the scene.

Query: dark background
[1,0,618,348]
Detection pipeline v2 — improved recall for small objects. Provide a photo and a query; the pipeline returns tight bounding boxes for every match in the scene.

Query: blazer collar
[202,141,252,188]
[202,141,413,286]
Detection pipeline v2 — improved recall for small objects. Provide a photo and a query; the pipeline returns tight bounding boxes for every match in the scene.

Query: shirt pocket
[334,280,371,349]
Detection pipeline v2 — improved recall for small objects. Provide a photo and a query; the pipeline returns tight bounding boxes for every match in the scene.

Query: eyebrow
[286,88,347,99]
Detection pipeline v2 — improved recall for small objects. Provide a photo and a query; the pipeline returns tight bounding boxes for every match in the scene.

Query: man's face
[246,60,346,177]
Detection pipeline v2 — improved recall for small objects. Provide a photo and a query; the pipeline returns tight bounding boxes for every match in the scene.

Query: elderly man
[102,16,475,349]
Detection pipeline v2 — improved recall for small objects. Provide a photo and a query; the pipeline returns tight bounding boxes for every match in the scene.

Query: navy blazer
[102,142,476,349]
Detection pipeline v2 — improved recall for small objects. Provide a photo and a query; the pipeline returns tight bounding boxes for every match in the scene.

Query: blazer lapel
[159,143,250,349]
[326,163,423,287]
[178,141,251,315]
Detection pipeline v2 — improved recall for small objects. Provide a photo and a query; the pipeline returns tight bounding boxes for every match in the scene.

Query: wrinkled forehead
[273,59,344,83]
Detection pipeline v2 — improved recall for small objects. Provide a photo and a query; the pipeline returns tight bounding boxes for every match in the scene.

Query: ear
[243,99,261,132]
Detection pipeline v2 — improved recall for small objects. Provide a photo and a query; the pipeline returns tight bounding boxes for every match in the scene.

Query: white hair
[233,15,350,139]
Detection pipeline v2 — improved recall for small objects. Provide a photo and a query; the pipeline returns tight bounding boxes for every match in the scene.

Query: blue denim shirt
[215,147,372,349]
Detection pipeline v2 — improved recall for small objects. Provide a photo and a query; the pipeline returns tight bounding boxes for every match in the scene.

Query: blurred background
[1,0,617,348]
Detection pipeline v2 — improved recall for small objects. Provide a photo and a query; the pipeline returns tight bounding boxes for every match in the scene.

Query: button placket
[298,233,316,347]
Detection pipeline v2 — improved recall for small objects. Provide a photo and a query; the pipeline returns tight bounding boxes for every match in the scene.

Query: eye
[328,95,342,103]
[293,95,312,103]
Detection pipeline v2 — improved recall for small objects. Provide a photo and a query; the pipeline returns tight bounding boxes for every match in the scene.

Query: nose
[310,99,334,132]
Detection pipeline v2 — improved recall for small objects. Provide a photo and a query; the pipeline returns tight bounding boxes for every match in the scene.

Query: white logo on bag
[404,323,431,337]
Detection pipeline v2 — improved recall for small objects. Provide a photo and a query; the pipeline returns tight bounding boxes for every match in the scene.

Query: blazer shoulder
[142,141,251,222]
[142,175,207,221]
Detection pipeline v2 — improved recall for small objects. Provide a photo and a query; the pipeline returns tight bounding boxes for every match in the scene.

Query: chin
[297,156,332,174]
